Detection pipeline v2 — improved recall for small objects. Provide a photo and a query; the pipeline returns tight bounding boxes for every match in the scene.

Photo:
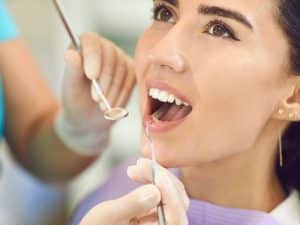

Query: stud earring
[278,108,284,115]
[288,112,295,119]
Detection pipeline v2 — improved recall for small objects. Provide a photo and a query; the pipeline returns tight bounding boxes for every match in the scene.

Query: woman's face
[135,0,291,167]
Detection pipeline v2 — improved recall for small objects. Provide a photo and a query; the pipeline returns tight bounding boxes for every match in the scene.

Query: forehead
[159,0,278,22]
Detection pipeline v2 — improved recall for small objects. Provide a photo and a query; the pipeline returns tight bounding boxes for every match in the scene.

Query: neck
[180,122,287,212]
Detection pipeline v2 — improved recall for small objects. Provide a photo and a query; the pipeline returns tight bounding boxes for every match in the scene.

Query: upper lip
[145,79,192,105]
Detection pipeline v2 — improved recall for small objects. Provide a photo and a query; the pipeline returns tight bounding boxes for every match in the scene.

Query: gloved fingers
[106,54,127,107]
[114,58,136,108]
[97,39,134,108]
[127,164,150,183]
[137,214,157,225]
[79,32,115,110]
[98,39,117,96]
[137,158,186,191]
[64,48,83,75]
[80,32,102,80]
[156,170,189,225]
[63,48,94,113]
[127,158,190,211]
[128,160,190,225]
[129,158,189,209]
[79,32,134,110]
[79,184,160,225]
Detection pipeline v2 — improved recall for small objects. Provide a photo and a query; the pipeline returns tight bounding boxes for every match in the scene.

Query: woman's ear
[272,78,300,121]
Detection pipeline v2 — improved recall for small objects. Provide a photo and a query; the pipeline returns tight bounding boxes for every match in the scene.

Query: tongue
[160,104,182,121]
[152,103,191,121]
[170,106,192,121]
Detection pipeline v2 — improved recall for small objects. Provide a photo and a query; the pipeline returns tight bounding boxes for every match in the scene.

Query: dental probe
[145,125,166,225]
[52,0,128,121]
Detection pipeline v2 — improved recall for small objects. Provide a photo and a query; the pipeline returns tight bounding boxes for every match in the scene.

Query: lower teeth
[152,115,161,123]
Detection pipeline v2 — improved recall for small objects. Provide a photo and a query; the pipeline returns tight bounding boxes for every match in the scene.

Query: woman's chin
[139,138,189,168]
[140,148,181,168]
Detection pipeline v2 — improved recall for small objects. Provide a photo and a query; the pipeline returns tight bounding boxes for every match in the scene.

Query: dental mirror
[53,0,129,121]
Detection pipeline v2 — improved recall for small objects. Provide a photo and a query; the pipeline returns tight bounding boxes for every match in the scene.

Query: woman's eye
[153,5,176,24]
[205,21,240,41]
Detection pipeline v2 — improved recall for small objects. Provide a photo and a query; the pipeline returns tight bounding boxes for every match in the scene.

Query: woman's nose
[149,51,186,73]
[148,26,187,74]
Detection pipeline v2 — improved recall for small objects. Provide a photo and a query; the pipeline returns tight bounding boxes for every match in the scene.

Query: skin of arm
[0,38,100,182]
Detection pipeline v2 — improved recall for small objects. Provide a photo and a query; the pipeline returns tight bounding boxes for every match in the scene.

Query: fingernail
[84,53,100,80]
[138,185,160,209]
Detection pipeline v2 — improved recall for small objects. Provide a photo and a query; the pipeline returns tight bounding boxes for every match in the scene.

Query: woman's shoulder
[271,189,300,225]
[69,156,140,225]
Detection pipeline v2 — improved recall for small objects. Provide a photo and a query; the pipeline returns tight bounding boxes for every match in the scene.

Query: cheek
[190,45,283,152]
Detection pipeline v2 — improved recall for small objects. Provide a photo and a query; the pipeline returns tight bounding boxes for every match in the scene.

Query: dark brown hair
[277,0,300,191]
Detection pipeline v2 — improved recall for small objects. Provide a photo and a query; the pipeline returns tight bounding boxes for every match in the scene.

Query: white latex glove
[79,158,190,225]
[55,33,136,155]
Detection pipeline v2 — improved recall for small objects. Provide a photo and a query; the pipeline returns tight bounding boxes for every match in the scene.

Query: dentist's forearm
[0,38,105,182]
[25,116,102,182]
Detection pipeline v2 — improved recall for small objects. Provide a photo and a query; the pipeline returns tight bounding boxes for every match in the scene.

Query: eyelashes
[151,2,176,24]
[203,19,240,41]
[151,3,240,42]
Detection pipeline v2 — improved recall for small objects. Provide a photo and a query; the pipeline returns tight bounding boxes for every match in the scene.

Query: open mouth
[146,87,193,126]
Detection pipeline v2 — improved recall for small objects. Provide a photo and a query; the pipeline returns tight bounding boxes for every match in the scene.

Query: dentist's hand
[55,32,136,155]
[79,158,190,225]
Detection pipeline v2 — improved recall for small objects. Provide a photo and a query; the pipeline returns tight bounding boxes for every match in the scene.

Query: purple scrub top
[70,157,282,225]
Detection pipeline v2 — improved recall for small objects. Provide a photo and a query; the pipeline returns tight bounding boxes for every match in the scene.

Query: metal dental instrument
[53,0,129,121]
[145,125,166,225]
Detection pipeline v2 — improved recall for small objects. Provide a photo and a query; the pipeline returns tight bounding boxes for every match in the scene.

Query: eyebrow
[153,0,178,7]
[198,5,253,30]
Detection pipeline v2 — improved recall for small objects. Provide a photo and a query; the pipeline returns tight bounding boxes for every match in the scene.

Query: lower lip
[143,114,187,133]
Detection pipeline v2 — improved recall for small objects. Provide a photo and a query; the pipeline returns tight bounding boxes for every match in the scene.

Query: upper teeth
[149,88,189,106]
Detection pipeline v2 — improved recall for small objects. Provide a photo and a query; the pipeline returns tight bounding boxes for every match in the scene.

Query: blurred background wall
[2,0,152,224]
